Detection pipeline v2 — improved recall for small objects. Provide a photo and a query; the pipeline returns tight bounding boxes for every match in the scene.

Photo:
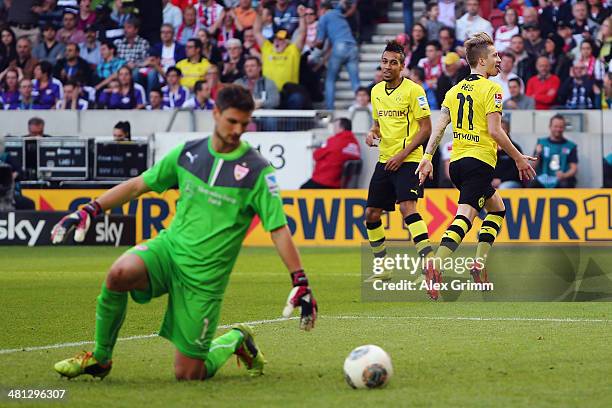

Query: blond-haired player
[416,33,536,299]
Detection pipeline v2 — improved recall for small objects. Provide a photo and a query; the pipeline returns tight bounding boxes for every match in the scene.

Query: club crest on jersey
[494,93,503,107]
[478,196,486,209]
[183,180,195,198]
[234,163,250,181]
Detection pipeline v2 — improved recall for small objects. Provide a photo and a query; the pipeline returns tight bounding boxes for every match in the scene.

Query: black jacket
[558,76,596,109]
[435,65,470,105]
[53,57,94,86]
[495,141,523,183]
[515,55,537,85]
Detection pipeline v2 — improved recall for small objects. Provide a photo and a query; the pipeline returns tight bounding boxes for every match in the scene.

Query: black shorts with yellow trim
[449,157,496,211]
[366,162,423,211]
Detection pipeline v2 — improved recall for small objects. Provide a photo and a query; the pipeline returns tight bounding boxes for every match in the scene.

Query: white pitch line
[324,315,612,323]
[1,314,609,356]
[0,317,297,355]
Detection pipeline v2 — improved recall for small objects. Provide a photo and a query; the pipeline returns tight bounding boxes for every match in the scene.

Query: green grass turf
[0,247,611,407]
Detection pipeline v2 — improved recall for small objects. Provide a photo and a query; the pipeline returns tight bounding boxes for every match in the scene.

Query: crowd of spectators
[2,1,611,113]
[0,0,392,112]
[437,114,581,190]
[382,0,607,191]
[391,0,612,111]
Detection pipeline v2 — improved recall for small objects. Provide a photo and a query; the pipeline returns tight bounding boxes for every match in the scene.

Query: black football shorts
[449,157,496,211]
[366,162,423,211]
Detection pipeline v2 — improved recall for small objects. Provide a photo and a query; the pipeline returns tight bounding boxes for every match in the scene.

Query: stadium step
[386,0,427,26]
[360,43,384,53]
[390,1,426,14]
[339,70,376,81]
[334,100,355,109]
[388,11,404,22]
[390,1,403,11]
[335,81,371,90]
[374,23,405,36]
[360,52,383,62]
[332,0,427,110]
[371,34,396,43]
[335,89,360,100]
[358,61,383,71]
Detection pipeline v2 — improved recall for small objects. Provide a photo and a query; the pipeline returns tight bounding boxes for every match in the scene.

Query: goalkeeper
[51,85,317,381]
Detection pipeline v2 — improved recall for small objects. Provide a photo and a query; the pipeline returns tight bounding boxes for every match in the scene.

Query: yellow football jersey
[371,78,431,163]
[442,74,503,168]
[261,41,301,91]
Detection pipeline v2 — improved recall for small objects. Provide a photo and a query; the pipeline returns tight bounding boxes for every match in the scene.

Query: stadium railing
[1,110,610,188]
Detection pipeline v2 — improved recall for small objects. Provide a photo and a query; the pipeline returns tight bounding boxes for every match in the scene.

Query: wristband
[290,270,309,287]
[84,200,103,217]
[423,153,433,161]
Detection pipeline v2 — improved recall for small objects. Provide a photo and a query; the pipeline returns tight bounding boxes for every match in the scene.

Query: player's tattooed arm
[424,106,451,156]
[416,107,449,184]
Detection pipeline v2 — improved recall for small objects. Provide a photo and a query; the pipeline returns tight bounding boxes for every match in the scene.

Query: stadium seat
[341,159,363,189]
[489,9,505,31]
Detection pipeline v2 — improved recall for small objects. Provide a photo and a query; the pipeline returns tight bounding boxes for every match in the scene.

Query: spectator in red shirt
[77,0,97,31]
[526,56,561,110]
[301,118,361,189]
[172,0,198,10]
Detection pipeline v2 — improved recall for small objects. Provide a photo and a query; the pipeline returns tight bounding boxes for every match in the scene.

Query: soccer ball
[343,345,393,389]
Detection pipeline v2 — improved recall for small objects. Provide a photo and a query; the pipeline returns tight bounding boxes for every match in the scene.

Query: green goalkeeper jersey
[141,137,287,299]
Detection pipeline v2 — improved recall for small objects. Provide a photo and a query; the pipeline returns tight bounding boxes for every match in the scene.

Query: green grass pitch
[1,247,611,407]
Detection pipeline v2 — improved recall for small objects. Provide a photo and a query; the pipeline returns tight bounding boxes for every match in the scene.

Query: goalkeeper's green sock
[204,329,244,379]
[93,284,127,365]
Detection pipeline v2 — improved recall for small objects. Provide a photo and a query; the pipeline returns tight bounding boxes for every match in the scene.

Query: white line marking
[324,315,612,323]
[0,317,297,355]
[1,314,609,355]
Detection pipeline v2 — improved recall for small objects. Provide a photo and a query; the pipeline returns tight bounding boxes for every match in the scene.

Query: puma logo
[186,151,198,164]
[410,189,418,195]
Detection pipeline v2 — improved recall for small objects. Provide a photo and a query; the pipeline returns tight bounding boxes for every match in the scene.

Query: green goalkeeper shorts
[127,233,222,360]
